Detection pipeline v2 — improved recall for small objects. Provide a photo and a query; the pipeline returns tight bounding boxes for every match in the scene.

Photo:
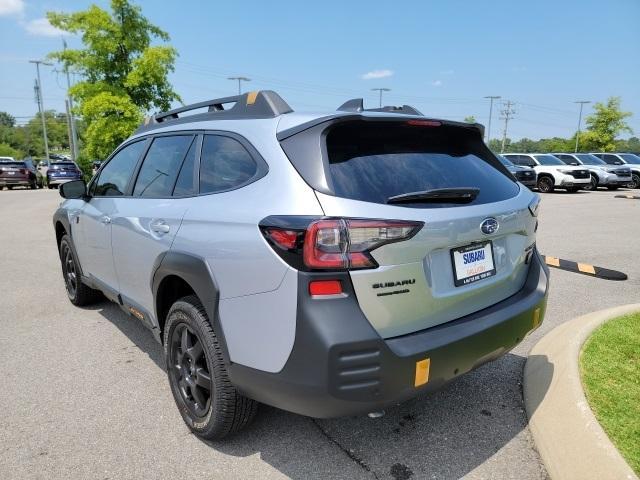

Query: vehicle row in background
[0,157,44,189]
[38,160,83,188]
[501,152,639,192]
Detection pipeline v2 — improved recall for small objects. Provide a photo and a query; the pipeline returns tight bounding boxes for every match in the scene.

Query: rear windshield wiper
[386,188,480,204]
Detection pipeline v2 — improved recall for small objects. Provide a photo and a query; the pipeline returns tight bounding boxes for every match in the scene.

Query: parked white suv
[552,153,632,190]
[591,153,640,189]
[503,153,591,193]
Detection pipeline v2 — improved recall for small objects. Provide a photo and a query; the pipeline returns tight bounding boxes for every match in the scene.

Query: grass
[580,312,640,474]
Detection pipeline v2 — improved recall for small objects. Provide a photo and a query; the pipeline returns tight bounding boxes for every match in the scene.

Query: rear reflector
[309,280,343,296]
[414,358,430,387]
[406,120,442,127]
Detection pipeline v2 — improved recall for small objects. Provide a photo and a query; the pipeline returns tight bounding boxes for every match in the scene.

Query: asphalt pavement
[0,187,638,480]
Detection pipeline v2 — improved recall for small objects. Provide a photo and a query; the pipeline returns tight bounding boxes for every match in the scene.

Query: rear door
[74,140,148,291]
[284,120,537,338]
[110,134,197,316]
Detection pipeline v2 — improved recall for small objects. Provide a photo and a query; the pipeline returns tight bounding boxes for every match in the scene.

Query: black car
[497,155,537,188]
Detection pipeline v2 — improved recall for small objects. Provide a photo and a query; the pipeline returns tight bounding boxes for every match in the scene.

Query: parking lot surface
[1,188,638,480]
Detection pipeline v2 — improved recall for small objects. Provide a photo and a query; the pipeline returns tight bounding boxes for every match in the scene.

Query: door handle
[100,216,111,224]
[150,220,170,234]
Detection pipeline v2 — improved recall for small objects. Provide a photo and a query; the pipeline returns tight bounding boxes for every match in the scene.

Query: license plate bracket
[450,241,496,287]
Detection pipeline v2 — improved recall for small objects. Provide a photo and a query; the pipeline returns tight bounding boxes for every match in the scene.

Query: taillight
[261,217,423,271]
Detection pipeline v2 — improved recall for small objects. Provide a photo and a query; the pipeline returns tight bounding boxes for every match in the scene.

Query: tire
[164,295,258,440]
[7,186,13,190]
[583,175,598,191]
[631,174,640,189]
[30,181,37,190]
[59,235,103,306]
[536,176,554,193]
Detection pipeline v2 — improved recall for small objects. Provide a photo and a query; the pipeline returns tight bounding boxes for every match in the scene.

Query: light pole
[62,39,79,161]
[484,95,501,144]
[29,59,53,161]
[573,100,591,153]
[371,88,391,108]
[228,76,251,95]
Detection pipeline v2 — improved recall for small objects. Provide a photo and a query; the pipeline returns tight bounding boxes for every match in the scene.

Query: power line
[227,76,251,95]
[29,59,53,161]
[573,100,591,152]
[484,95,501,143]
[499,100,516,153]
[371,88,391,108]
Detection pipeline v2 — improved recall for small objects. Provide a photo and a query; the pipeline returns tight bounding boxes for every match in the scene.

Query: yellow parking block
[577,263,596,274]
[545,256,560,267]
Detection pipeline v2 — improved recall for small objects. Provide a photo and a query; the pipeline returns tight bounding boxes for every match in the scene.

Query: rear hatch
[0,162,29,180]
[49,162,79,177]
[280,118,538,338]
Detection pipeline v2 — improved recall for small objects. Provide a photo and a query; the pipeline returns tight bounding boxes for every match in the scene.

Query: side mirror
[59,180,87,199]
[570,162,579,166]
[614,161,622,165]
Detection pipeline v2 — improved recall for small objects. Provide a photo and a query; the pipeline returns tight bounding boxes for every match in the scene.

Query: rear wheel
[631,174,640,189]
[30,181,37,190]
[59,235,102,306]
[7,186,13,190]
[165,295,258,440]
[536,176,554,193]
[583,174,598,191]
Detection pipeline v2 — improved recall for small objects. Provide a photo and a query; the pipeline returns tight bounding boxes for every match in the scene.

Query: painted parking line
[614,194,640,200]
[541,255,628,281]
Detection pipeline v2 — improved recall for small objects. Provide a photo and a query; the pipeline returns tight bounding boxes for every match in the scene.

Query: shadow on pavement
[94,299,536,480]
[523,354,554,418]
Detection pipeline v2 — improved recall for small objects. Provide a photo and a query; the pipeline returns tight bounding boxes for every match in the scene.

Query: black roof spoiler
[337,98,423,116]
[135,90,293,134]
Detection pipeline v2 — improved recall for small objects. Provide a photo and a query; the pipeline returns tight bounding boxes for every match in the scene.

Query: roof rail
[337,98,423,116]
[135,90,293,133]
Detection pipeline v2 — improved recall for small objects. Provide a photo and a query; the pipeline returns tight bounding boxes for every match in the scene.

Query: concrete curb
[524,304,640,480]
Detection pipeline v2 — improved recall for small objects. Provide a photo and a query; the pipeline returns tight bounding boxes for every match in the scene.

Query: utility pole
[483,95,501,144]
[63,39,79,161]
[227,76,251,95]
[573,100,591,153]
[499,100,516,154]
[29,59,53,161]
[371,88,391,108]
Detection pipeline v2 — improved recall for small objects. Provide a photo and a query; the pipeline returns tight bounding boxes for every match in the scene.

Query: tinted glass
[0,161,24,167]
[497,155,514,166]
[50,162,76,169]
[199,135,257,194]
[601,154,621,164]
[533,154,564,166]
[325,122,519,208]
[94,141,146,196]
[619,154,640,164]
[133,135,193,197]
[172,138,197,196]
[575,154,605,165]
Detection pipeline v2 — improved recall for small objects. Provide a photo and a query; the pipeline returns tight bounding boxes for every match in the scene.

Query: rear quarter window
[324,121,519,207]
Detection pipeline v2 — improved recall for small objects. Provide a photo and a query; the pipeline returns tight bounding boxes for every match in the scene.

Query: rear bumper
[0,178,30,186]
[229,250,549,418]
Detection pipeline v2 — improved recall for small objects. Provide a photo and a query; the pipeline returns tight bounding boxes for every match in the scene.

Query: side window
[93,140,147,197]
[523,156,536,167]
[172,138,198,197]
[556,154,571,163]
[199,135,258,194]
[508,156,521,166]
[602,154,619,165]
[133,135,194,197]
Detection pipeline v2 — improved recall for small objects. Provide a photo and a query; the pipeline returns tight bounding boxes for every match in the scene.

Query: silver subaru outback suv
[53,91,549,439]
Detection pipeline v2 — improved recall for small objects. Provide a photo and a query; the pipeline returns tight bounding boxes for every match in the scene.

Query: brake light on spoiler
[261,217,423,271]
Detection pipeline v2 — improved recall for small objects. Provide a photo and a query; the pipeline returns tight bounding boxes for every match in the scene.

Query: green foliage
[463,115,476,123]
[0,111,71,157]
[47,0,179,158]
[584,97,633,152]
[0,143,22,158]
[0,112,15,128]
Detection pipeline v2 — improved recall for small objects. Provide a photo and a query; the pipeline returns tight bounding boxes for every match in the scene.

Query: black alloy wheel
[168,323,212,419]
[583,175,598,191]
[61,241,78,299]
[537,176,554,193]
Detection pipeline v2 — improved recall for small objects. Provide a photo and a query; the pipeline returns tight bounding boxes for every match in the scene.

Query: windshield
[325,121,519,208]
[533,154,565,166]
[497,155,514,166]
[619,154,640,164]
[575,154,605,165]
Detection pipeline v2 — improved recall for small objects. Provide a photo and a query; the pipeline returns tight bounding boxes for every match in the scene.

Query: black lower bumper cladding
[229,250,549,418]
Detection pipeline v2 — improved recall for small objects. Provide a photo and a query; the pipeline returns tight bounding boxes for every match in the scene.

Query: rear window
[0,162,24,167]
[325,121,518,207]
[50,162,76,169]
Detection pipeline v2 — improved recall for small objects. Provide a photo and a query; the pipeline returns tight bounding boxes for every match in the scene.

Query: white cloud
[0,0,24,16]
[361,69,394,80]
[431,80,443,87]
[24,17,67,37]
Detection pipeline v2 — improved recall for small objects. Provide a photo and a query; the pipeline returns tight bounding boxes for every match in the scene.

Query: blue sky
[1,0,639,140]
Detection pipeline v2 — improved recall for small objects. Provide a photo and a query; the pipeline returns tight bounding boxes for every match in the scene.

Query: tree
[584,97,633,152]
[0,143,22,158]
[0,112,15,128]
[47,0,179,160]
[463,115,476,123]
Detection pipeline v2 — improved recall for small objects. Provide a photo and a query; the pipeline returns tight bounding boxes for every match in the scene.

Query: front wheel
[537,176,555,193]
[631,174,640,189]
[583,175,598,191]
[164,296,258,440]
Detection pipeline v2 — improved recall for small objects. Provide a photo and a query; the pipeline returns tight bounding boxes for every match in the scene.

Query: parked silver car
[590,153,640,188]
[53,91,549,439]
[552,153,631,190]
